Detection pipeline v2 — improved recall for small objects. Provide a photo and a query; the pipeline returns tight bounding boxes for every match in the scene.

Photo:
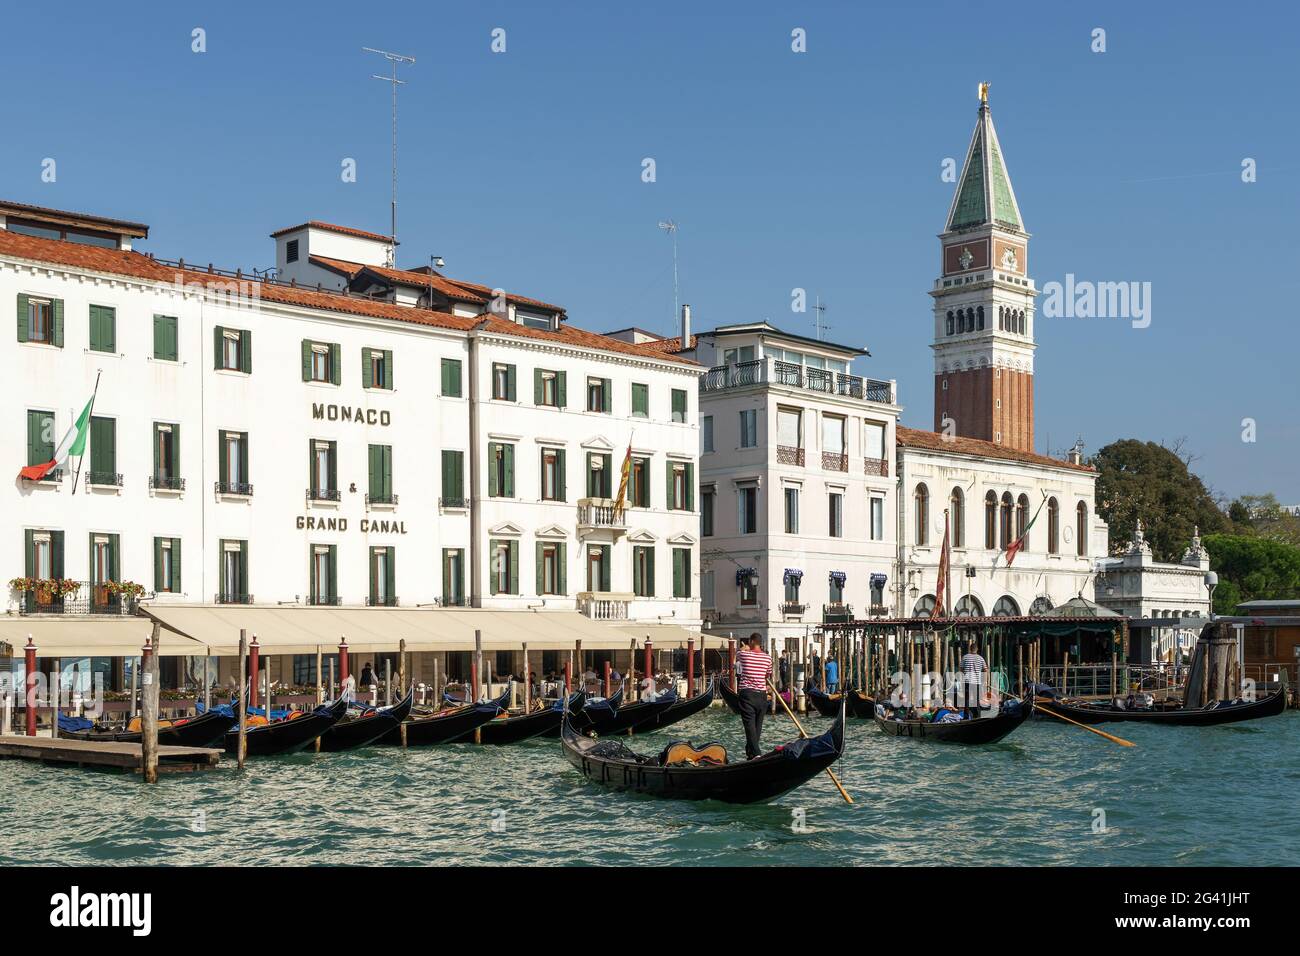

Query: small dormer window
[286,239,299,263]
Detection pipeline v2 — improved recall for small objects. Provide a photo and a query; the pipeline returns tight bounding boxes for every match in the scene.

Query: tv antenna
[658,219,680,328]
[813,296,831,340]
[364,46,415,267]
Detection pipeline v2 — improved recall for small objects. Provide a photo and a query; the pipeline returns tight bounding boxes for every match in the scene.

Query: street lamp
[1204,571,1218,621]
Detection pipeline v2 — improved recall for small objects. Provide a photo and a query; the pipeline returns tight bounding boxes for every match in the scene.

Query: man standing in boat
[736,634,773,759]
[960,641,987,714]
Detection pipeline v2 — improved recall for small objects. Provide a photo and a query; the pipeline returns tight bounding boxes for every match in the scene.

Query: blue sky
[3,0,1297,502]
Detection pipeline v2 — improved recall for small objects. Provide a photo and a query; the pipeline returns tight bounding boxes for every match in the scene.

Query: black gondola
[846,690,876,719]
[1035,688,1287,727]
[717,680,760,715]
[561,697,846,804]
[585,686,678,736]
[638,678,717,732]
[537,691,589,739]
[872,695,1033,745]
[318,688,414,752]
[379,687,510,746]
[566,685,625,734]
[452,691,584,745]
[806,686,842,718]
[58,707,236,750]
[223,698,349,756]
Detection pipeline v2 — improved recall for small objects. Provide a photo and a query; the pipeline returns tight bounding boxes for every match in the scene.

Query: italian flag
[18,395,94,482]
[1004,492,1048,567]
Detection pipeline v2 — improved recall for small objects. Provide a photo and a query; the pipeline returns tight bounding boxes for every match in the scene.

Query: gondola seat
[660,741,728,767]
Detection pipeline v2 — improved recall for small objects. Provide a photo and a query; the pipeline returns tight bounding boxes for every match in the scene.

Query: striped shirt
[961,653,987,681]
[736,648,772,691]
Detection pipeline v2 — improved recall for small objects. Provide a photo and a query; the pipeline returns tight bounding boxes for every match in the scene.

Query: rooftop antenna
[364,46,416,268]
[813,295,831,341]
[658,219,679,331]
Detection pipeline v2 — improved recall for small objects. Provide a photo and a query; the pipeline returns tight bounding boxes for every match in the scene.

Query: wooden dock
[0,735,221,773]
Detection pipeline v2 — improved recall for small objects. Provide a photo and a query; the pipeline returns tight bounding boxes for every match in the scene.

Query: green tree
[1091,439,1227,562]
[1227,493,1300,546]
[1204,534,1300,613]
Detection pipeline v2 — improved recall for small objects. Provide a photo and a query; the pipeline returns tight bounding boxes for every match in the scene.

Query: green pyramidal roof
[946,103,1023,232]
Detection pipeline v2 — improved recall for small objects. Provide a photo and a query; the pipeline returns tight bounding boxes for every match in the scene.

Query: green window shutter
[108,533,120,582]
[453,451,464,498]
[153,315,163,358]
[672,389,687,423]
[153,315,178,361]
[600,454,612,497]
[647,549,656,596]
[171,538,182,593]
[239,540,248,594]
[488,541,499,595]
[382,445,392,497]
[632,383,648,416]
[503,444,515,497]
[27,410,51,465]
[90,417,114,473]
[367,444,378,497]
[362,348,373,388]
[152,424,160,478]
[685,462,695,511]
[89,305,115,352]
[508,541,519,594]
[213,326,224,369]
[633,548,643,596]
[329,343,341,385]
[441,358,462,397]
[239,432,249,482]
[672,549,684,598]
[599,546,611,592]
[329,441,339,492]
[440,358,449,394]
[386,547,396,598]
[328,545,338,602]
[384,350,393,389]
[602,378,612,413]
[24,529,35,577]
[536,542,545,595]
[301,339,312,381]
[555,448,566,502]
[443,550,452,600]
[534,368,544,405]
[488,444,499,497]
[173,423,181,477]
[557,542,567,595]
[556,371,567,408]
[17,294,29,343]
[154,538,164,592]
[218,431,229,480]
[239,330,252,373]
[506,364,517,402]
[52,299,64,347]
[50,531,64,578]
[666,461,674,509]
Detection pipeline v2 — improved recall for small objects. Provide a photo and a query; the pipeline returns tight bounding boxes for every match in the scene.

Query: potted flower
[105,580,146,605]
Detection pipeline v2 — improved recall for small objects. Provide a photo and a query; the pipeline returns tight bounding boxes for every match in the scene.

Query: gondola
[566,685,625,734]
[318,688,414,752]
[806,686,842,718]
[638,678,718,732]
[846,690,876,719]
[452,691,584,745]
[872,695,1032,745]
[1034,688,1286,727]
[584,686,679,736]
[379,687,510,746]
[718,680,763,715]
[560,696,846,804]
[538,690,588,739]
[220,698,349,756]
[57,706,236,750]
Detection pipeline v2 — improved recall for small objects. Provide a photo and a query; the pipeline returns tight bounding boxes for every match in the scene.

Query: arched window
[954,595,984,617]
[1018,311,1026,335]
[976,305,984,331]
[992,596,1021,617]
[1076,501,1088,556]
[1047,497,1059,554]
[1015,493,1029,547]
[1000,492,1014,550]
[914,483,930,546]
[1029,595,1054,615]
[997,307,1003,330]
[967,308,975,332]
[984,491,998,549]
[946,311,954,335]
[950,487,965,548]
[912,594,937,618]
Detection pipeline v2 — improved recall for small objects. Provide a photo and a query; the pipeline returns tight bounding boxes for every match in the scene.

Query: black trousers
[737,688,767,759]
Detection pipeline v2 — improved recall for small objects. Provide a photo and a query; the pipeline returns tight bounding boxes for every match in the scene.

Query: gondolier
[960,642,987,712]
[735,634,773,760]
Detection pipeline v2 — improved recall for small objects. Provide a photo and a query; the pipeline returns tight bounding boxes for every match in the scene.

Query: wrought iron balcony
[366,595,399,607]
[863,456,889,477]
[777,445,805,466]
[366,492,399,508]
[700,357,895,406]
[215,592,253,605]
[780,601,808,617]
[215,480,254,496]
[821,451,848,472]
[823,603,854,623]
[149,474,185,491]
[307,487,341,503]
[36,469,64,484]
[15,580,141,616]
[309,595,342,606]
[87,471,123,487]
[439,496,468,510]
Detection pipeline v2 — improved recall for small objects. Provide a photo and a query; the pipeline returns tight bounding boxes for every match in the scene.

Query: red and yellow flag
[613,439,633,515]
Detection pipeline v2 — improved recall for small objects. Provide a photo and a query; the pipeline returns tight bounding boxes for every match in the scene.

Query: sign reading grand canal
[312,403,392,426]
[296,515,407,534]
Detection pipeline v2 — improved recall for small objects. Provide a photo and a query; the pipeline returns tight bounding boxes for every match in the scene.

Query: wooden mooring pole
[237,629,249,770]
[141,622,161,783]
[398,638,408,747]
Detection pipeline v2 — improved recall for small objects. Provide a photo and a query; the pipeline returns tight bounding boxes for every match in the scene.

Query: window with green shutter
[631,383,649,417]
[536,541,567,595]
[153,314,178,361]
[154,537,182,593]
[88,417,117,485]
[442,548,465,605]
[88,304,116,353]
[535,368,565,407]
[671,388,687,423]
[368,444,394,503]
[215,327,251,372]
[363,348,393,389]
[672,548,691,598]
[633,545,655,597]
[489,539,518,594]
[17,295,63,346]
[441,358,463,397]
[441,450,465,506]
[26,409,54,468]
[488,442,514,498]
[302,339,339,384]
[587,452,612,498]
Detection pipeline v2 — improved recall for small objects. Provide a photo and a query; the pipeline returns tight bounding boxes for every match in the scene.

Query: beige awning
[0,618,208,657]
[614,623,705,650]
[134,604,682,656]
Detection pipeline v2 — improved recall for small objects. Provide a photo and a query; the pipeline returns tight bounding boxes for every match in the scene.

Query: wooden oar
[1036,701,1135,747]
[767,679,853,804]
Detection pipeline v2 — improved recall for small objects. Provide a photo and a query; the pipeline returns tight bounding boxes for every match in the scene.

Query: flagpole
[70,370,102,496]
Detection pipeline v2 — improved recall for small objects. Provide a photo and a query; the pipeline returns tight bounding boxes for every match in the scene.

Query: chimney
[1066,438,1085,466]
[680,303,691,348]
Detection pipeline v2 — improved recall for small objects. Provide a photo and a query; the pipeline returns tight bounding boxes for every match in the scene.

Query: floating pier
[0,735,221,773]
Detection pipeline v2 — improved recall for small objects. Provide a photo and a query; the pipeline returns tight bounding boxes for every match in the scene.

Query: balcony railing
[215,592,254,605]
[215,481,254,496]
[776,445,805,466]
[823,603,854,623]
[309,595,342,607]
[149,475,185,491]
[87,471,123,487]
[366,492,399,507]
[780,601,808,617]
[577,498,626,530]
[308,487,341,502]
[366,595,400,607]
[439,496,468,509]
[15,581,141,616]
[822,451,848,472]
[702,357,895,406]
[863,456,889,477]
[578,592,633,620]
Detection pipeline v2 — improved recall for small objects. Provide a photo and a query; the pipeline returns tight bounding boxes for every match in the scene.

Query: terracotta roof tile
[270,220,393,243]
[638,334,696,354]
[896,425,1094,472]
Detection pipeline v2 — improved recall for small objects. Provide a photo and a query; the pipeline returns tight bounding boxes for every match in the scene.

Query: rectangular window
[633,546,655,597]
[537,542,565,595]
[154,537,182,594]
[740,409,757,448]
[308,342,334,383]
[587,452,612,498]
[535,368,565,407]
[88,417,117,486]
[701,569,715,609]
[26,530,63,580]
[89,533,119,592]
[829,574,844,604]
[442,549,465,606]
[492,363,516,401]
[219,539,248,603]
[363,348,393,389]
[541,448,566,502]
[740,573,758,606]
[739,486,758,534]
[785,573,801,604]
[701,489,715,537]
[310,544,338,605]
[218,430,250,493]
[784,487,800,534]
[369,546,396,606]
[777,407,803,451]
[153,314,178,361]
[489,442,515,498]
[631,382,649,417]
[667,461,694,511]
[864,421,886,460]
[829,492,844,538]
[310,440,338,499]
[26,409,55,473]
[586,377,611,413]
[215,327,251,373]
[671,388,687,424]
[585,545,611,593]
[368,444,393,503]
[630,456,650,508]
[441,450,466,506]
[440,358,463,397]
[822,414,847,469]
[870,496,885,541]
[18,295,62,346]
[490,539,518,595]
[702,415,714,453]
[88,304,116,353]
[672,548,691,599]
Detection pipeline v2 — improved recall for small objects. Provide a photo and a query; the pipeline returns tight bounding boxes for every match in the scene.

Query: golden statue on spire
[978,81,991,104]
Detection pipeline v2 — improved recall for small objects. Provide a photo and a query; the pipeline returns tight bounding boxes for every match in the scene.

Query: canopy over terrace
[0,617,207,657]
[135,604,699,656]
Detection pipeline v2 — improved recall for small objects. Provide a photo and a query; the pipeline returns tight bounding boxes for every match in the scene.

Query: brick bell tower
[930,84,1036,451]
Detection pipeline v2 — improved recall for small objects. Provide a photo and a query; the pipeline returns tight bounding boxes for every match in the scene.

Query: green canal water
[3,708,1297,866]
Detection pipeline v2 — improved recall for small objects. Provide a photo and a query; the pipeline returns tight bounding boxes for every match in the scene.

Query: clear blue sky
[4,0,1296,502]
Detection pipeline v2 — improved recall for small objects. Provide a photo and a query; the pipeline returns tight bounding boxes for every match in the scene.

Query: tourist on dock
[960,642,987,712]
[360,662,378,695]
[825,657,839,695]
[812,651,822,689]
[735,633,773,760]
[779,652,790,692]
[341,673,357,704]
